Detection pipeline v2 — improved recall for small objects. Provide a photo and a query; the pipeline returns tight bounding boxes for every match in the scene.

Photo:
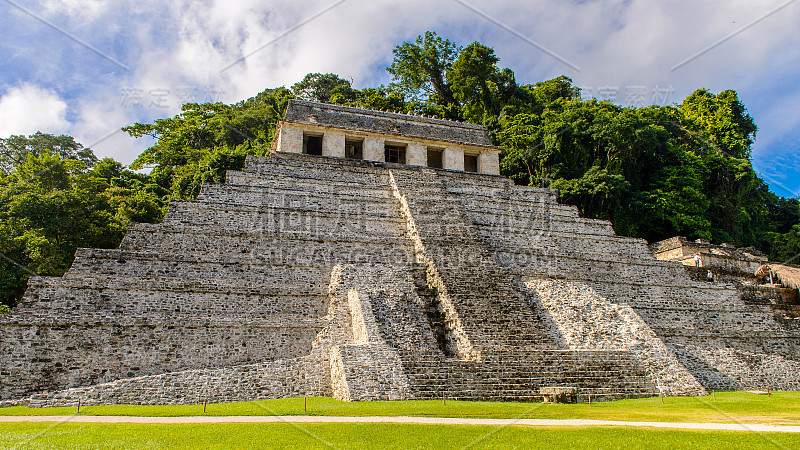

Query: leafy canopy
[0,136,162,308]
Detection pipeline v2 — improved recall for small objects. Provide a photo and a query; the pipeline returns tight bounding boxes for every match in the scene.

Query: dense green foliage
[123,87,294,200]
[0,135,163,308]
[0,31,797,309]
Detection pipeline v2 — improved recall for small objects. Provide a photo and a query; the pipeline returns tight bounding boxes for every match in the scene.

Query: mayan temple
[1,99,798,406]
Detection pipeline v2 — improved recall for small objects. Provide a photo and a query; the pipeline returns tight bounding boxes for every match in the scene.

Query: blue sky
[1,0,799,198]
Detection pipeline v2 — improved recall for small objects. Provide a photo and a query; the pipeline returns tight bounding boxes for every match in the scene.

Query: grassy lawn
[1,423,798,449]
[0,391,799,424]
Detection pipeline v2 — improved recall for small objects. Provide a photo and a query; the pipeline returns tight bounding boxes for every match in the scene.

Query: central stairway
[387,165,659,401]
[389,168,556,353]
[401,350,656,402]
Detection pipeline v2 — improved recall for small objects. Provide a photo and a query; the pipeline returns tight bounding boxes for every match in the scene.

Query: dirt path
[1,415,799,432]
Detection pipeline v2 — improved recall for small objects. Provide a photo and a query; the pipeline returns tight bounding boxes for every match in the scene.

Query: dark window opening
[464,154,479,173]
[303,133,323,155]
[385,144,406,164]
[345,139,363,160]
[427,148,443,169]
[428,148,444,169]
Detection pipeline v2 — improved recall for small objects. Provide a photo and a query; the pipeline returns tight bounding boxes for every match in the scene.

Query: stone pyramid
[1,101,798,407]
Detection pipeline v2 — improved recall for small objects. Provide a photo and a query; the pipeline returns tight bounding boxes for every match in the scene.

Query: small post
[767,387,771,397]
[713,390,715,401]
[661,393,664,404]
[77,398,81,414]
[304,396,307,413]
[203,399,207,413]
[588,393,591,406]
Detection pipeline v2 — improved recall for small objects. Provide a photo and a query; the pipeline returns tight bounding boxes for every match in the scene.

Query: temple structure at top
[273,99,502,175]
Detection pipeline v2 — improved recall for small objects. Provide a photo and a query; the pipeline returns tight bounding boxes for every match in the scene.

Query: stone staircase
[399,350,657,402]
[386,166,661,400]
[389,168,557,354]
[439,171,800,391]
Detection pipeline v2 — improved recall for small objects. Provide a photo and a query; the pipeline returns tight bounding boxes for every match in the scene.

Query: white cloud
[72,95,141,164]
[0,84,69,137]
[7,0,799,191]
[41,0,112,22]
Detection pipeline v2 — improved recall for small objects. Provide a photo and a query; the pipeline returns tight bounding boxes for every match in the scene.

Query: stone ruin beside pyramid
[1,100,798,407]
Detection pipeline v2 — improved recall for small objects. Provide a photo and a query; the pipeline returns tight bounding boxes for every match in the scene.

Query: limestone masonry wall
[283,100,495,148]
[1,149,797,405]
[443,172,800,390]
[524,279,705,396]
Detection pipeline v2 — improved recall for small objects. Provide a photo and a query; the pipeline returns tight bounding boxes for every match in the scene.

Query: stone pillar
[479,150,500,175]
[323,130,345,158]
[363,135,384,162]
[277,124,303,154]
[442,147,464,171]
[406,142,426,166]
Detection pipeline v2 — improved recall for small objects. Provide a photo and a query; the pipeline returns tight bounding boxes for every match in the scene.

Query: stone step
[401,352,647,363]
[393,171,552,348]
[162,200,407,240]
[226,170,394,198]
[408,387,655,396]
[411,390,656,399]
[12,276,330,319]
[405,376,651,384]
[479,229,652,259]
[66,248,334,285]
[455,189,573,207]
[397,348,658,401]
[3,309,326,329]
[511,270,740,306]
[0,319,321,400]
[491,251,697,285]
[244,155,390,186]
[121,223,410,246]
[437,171,553,193]
[637,309,794,334]
[653,327,800,340]
[405,376,653,385]
[119,223,416,264]
[390,168,559,350]
[494,247,682,273]
[444,182,558,203]
[632,302,776,314]
[401,364,649,372]
[400,366,647,376]
[407,383,655,392]
[30,271,327,296]
[186,191,401,216]
[453,193,573,209]
[468,211,616,236]
[463,202,577,219]
[195,184,400,213]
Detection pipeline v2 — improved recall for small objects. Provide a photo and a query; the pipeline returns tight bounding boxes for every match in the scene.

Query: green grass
[1,391,799,424]
[0,423,798,449]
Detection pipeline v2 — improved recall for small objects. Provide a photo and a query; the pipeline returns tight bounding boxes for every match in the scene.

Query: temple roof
[282,100,498,149]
